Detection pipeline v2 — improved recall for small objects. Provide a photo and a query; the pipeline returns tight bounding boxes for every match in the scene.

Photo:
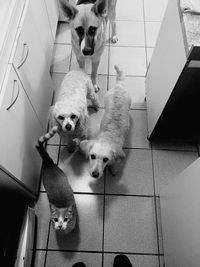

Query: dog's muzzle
[91,170,100,179]
[82,47,94,56]
[65,123,72,131]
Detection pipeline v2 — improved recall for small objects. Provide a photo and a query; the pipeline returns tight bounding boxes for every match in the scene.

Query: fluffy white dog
[50,68,100,152]
[80,65,131,179]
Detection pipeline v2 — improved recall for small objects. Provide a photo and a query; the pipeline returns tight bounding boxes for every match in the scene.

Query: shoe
[113,254,132,267]
[72,263,86,267]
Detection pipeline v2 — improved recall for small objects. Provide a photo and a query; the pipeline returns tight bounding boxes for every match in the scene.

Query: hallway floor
[34,0,199,266]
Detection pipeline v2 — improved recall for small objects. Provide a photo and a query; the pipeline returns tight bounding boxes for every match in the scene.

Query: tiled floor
[33,0,199,267]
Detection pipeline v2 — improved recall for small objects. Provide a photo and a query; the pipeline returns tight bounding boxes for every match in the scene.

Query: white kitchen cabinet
[44,0,59,40]
[0,65,43,195]
[11,1,53,130]
[146,0,200,141]
[160,157,200,267]
[30,0,54,68]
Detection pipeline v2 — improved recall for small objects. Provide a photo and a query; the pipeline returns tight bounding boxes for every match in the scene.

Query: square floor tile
[116,0,144,21]
[104,196,158,253]
[110,21,145,47]
[125,110,150,149]
[70,47,109,75]
[55,22,71,44]
[58,147,104,194]
[48,194,104,251]
[33,250,46,267]
[153,150,198,195]
[109,47,146,76]
[145,22,161,47]
[51,44,71,73]
[46,251,102,267]
[109,75,146,109]
[144,0,168,21]
[105,149,154,196]
[104,253,159,267]
[34,192,50,249]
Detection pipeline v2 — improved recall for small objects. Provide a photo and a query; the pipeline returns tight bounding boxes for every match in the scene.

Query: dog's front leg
[77,58,85,70]
[91,60,100,92]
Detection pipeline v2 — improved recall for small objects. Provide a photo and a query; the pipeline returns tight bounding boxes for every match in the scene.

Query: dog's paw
[111,35,118,44]
[93,83,100,93]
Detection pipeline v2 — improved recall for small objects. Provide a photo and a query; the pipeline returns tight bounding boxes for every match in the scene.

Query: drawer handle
[6,80,20,110]
[17,43,29,69]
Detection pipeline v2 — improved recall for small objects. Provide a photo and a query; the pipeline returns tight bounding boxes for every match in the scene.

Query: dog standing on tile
[49,69,100,152]
[59,0,118,92]
[80,65,131,179]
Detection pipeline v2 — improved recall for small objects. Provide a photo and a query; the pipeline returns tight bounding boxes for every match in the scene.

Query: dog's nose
[92,171,100,178]
[65,124,72,131]
[82,47,93,56]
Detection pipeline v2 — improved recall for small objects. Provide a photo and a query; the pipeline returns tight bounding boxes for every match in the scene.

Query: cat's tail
[35,126,58,164]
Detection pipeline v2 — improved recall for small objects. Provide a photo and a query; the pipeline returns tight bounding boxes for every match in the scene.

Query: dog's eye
[103,157,109,163]
[90,154,96,160]
[58,115,64,121]
[75,26,84,37]
[71,114,76,120]
[88,26,97,36]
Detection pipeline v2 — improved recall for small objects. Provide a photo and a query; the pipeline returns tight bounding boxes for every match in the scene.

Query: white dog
[80,65,131,178]
[50,69,100,152]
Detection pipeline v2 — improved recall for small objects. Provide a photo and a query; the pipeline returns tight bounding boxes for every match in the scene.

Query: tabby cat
[35,126,77,233]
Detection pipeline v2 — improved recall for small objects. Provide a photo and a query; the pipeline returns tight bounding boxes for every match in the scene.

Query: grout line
[39,248,163,256]
[44,221,51,267]
[150,142,162,267]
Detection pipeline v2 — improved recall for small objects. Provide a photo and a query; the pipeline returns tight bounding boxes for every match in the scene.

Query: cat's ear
[59,0,78,23]
[80,140,95,157]
[50,204,57,213]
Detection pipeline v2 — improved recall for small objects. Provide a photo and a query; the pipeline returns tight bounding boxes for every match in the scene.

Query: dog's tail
[35,126,58,164]
[114,65,125,83]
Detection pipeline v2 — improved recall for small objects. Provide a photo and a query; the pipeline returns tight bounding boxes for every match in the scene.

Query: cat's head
[50,204,76,231]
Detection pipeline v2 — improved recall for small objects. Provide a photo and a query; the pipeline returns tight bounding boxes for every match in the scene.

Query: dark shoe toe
[113,254,132,267]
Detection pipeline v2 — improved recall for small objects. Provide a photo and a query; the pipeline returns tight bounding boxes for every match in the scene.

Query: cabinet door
[0,65,43,195]
[30,0,54,69]
[44,0,59,40]
[160,158,200,267]
[12,3,53,130]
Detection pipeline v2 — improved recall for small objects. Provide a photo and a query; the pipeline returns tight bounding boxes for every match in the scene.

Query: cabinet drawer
[12,2,53,130]
[30,0,54,68]
[0,65,43,195]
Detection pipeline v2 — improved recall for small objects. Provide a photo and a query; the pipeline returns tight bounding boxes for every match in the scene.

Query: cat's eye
[64,218,68,222]
[103,157,109,163]
[90,154,96,160]
[71,114,76,120]
[54,218,58,222]
[75,26,84,37]
[88,26,97,36]
[58,115,64,121]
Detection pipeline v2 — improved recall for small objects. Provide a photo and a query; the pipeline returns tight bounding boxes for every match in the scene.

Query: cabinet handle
[6,80,20,110]
[17,43,29,69]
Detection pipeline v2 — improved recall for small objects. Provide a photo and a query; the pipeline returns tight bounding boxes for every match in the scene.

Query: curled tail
[35,126,58,164]
[114,65,125,82]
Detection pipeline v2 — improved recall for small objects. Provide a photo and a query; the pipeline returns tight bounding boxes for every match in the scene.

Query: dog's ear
[113,148,126,161]
[80,140,94,156]
[59,0,78,22]
[91,0,107,17]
